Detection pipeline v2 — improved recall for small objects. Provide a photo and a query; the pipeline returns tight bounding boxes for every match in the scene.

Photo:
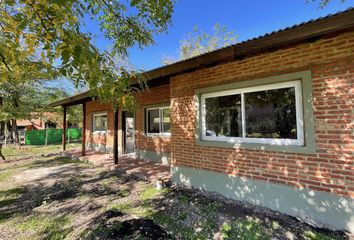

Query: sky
[66,0,353,94]
[124,0,354,71]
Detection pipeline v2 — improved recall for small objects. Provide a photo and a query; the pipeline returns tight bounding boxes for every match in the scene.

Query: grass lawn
[0,145,350,240]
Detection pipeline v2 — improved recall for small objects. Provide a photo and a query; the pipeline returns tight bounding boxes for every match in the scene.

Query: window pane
[101,115,107,131]
[205,94,242,137]
[162,109,171,133]
[93,114,107,131]
[94,116,101,131]
[245,87,297,139]
[147,109,160,133]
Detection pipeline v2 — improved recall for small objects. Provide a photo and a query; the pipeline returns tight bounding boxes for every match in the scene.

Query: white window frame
[92,112,108,133]
[200,81,304,146]
[146,106,171,136]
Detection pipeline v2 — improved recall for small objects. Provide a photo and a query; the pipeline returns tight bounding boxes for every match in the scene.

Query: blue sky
[68,0,353,93]
[122,0,353,71]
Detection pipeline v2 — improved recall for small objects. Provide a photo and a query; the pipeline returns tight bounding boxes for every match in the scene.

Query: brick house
[50,9,354,232]
[16,112,63,131]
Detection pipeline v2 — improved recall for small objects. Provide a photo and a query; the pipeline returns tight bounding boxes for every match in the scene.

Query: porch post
[113,108,118,164]
[82,102,86,156]
[62,105,67,151]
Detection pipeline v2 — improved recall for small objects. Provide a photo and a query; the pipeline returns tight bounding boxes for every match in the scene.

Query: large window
[146,106,171,134]
[201,81,303,145]
[92,113,108,132]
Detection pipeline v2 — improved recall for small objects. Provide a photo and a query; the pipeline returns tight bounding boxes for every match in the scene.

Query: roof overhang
[49,8,354,107]
[48,91,92,107]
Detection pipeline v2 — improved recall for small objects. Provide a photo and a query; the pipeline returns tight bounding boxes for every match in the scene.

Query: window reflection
[147,109,160,133]
[205,94,242,137]
[245,87,297,139]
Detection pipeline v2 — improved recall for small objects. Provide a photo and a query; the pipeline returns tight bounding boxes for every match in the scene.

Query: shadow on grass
[19,214,73,240]
[0,155,350,240]
[83,209,172,240]
[0,187,26,223]
[0,156,139,239]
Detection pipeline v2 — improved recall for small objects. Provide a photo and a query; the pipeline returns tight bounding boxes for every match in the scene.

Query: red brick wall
[85,101,115,149]
[170,30,354,198]
[135,84,171,153]
[84,85,171,154]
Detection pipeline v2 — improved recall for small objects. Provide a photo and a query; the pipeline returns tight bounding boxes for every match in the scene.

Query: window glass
[162,109,171,133]
[205,94,242,137]
[101,115,107,130]
[93,114,107,131]
[147,109,160,133]
[245,87,297,139]
[146,107,171,134]
[201,81,303,145]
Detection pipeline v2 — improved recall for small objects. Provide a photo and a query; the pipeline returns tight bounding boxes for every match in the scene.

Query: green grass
[0,169,16,182]
[107,201,132,213]
[178,194,190,204]
[303,230,344,240]
[106,186,169,218]
[2,143,81,159]
[107,201,155,218]
[19,215,71,240]
[139,186,167,201]
[151,212,195,239]
[221,218,272,240]
[0,187,24,207]
[90,222,123,238]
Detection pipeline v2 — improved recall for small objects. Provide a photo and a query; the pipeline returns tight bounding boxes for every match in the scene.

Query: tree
[0,0,175,109]
[306,0,346,8]
[0,56,66,145]
[162,23,237,64]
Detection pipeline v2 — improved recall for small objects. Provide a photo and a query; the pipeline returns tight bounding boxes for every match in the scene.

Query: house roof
[49,7,354,107]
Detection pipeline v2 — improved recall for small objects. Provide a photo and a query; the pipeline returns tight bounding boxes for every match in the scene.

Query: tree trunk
[4,123,8,147]
[0,143,5,161]
[0,121,4,137]
[11,119,19,146]
[6,121,12,144]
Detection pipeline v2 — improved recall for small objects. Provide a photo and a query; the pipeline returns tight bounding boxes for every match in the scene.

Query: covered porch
[49,92,171,184]
[48,91,121,163]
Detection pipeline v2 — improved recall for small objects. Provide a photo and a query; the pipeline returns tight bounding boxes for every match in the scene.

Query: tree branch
[0,51,11,72]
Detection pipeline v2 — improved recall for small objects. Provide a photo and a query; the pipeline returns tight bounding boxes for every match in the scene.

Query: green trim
[195,70,316,154]
[172,166,354,232]
[142,102,171,135]
[86,143,112,154]
[136,149,171,165]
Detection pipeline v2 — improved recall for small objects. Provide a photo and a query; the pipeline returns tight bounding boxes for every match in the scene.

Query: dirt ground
[0,145,352,240]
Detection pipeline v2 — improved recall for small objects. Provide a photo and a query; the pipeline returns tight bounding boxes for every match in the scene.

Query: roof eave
[49,8,354,107]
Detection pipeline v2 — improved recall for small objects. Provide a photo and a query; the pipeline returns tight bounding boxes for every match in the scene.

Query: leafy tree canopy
[0,0,175,109]
[162,23,237,65]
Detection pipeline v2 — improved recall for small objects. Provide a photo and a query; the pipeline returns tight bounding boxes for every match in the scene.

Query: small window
[201,81,303,146]
[92,113,108,132]
[146,106,171,134]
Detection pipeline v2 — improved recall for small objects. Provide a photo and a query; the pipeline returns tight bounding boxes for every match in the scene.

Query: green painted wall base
[136,149,170,165]
[171,166,354,232]
[86,143,113,154]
